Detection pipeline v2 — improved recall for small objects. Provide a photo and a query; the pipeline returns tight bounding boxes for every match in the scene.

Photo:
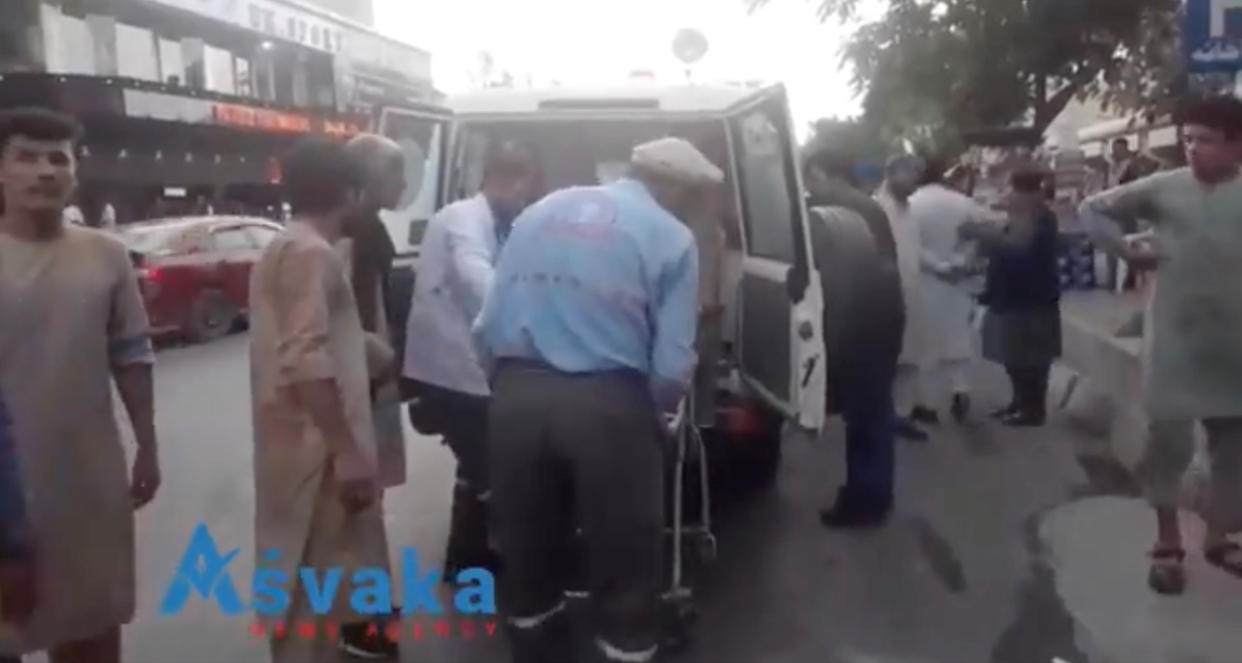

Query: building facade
[302,0,374,27]
[0,0,438,224]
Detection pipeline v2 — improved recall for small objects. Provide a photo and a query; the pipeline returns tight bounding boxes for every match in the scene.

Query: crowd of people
[1,91,1242,663]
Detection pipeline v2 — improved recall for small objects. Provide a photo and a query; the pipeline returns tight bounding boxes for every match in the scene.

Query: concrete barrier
[1058,291,1147,469]
[1058,290,1210,511]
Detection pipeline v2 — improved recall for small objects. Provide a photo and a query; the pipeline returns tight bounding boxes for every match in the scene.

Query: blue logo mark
[159,522,496,617]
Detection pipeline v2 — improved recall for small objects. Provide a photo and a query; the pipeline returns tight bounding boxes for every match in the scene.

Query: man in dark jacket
[340,133,407,660]
[804,142,907,528]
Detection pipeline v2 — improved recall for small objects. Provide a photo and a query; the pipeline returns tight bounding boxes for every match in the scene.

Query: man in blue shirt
[475,137,722,663]
[0,389,34,632]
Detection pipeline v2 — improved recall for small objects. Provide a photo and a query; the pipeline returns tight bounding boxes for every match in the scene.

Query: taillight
[139,266,163,298]
[720,401,764,437]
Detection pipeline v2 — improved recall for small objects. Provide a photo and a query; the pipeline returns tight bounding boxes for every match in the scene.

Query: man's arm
[447,209,496,322]
[1079,175,1159,260]
[650,236,700,415]
[108,244,160,509]
[273,245,372,483]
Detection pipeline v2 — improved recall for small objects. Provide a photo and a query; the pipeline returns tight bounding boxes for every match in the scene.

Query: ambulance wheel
[738,412,783,492]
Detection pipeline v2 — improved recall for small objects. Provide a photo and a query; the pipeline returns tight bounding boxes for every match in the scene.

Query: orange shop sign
[212,104,314,133]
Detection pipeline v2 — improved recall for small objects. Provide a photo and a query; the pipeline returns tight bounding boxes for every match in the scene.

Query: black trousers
[1005,364,1051,418]
[405,379,493,570]
[489,362,666,663]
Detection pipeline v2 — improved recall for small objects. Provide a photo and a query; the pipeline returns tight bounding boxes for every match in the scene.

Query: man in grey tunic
[1080,96,1242,595]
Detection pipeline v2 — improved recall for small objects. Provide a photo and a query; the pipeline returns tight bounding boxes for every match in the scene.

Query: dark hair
[280,137,362,214]
[0,107,83,155]
[919,155,949,186]
[482,140,539,182]
[804,140,856,183]
[1176,96,1242,140]
[1112,137,1131,148]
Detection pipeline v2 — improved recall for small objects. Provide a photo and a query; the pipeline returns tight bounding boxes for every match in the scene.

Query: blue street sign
[1186,0,1242,73]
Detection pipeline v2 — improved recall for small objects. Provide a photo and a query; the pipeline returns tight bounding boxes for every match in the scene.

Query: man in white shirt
[907,161,996,423]
[401,140,542,578]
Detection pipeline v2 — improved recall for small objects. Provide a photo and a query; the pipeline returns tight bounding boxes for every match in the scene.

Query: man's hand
[337,476,378,515]
[1124,240,1162,272]
[0,555,37,624]
[130,445,161,510]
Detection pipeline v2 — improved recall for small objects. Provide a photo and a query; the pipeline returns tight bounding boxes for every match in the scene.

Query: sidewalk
[1042,496,1242,663]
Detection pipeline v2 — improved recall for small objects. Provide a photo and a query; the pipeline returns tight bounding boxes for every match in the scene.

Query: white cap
[631,137,725,185]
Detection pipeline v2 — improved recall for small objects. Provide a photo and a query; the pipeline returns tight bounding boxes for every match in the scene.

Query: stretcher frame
[660,383,718,652]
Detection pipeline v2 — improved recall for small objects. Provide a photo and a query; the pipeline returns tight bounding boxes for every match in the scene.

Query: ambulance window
[732,107,796,263]
[375,109,449,255]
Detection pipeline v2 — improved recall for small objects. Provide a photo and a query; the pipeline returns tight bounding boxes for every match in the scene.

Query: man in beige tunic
[249,138,389,662]
[0,108,160,662]
[1081,96,1242,595]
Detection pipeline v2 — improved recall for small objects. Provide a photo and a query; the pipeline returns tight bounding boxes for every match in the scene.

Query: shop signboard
[122,87,365,136]
[1186,0,1242,73]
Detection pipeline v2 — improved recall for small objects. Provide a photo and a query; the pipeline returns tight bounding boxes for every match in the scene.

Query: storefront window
[43,9,96,75]
[117,23,158,82]
[235,57,253,97]
[158,38,184,85]
[204,45,236,95]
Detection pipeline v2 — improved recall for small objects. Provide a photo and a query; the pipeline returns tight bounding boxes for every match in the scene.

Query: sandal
[1148,546,1187,595]
[1204,541,1242,580]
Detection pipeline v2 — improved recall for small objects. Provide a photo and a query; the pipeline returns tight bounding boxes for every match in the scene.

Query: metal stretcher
[660,374,719,654]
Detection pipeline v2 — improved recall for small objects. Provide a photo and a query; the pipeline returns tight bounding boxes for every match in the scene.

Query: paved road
[52,333,1241,663]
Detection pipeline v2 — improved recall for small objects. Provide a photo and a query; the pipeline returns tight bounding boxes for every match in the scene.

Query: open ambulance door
[723,84,826,434]
[373,104,454,367]
[373,104,455,267]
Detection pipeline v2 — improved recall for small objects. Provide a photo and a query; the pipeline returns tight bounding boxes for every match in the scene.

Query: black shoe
[819,503,892,529]
[911,406,940,425]
[951,393,970,422]
[339,620,399,660]
[895,417,929,442]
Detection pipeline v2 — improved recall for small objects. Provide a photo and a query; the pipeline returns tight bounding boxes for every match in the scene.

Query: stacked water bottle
[1057,233,1098,291]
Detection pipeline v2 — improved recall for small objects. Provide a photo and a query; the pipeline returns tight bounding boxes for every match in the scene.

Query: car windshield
[120,221,202,255]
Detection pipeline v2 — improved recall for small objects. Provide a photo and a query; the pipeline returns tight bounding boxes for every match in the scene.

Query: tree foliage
[750,0,1183,153]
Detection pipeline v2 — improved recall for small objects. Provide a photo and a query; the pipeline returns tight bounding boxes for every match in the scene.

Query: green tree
[751,0,1182,150]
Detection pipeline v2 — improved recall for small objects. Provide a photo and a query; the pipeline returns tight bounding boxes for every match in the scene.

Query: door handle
[785,262,808,302]
[800,355,818,388]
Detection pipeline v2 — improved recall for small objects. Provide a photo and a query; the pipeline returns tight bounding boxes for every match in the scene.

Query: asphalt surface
[35,332,1240,663]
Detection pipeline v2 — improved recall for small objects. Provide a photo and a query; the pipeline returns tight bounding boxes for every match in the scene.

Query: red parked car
[120,216,284,343]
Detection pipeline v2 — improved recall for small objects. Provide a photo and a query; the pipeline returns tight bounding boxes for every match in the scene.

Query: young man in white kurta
[1080,96,1242,594]
[0,108,160,663]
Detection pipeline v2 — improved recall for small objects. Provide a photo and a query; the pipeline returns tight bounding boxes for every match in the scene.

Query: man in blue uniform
[0,389,33,636]
[474,137,723,663]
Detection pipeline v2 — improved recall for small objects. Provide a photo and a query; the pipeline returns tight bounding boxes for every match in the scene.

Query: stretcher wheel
[695,534,718,564]
[662,594,698,655]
